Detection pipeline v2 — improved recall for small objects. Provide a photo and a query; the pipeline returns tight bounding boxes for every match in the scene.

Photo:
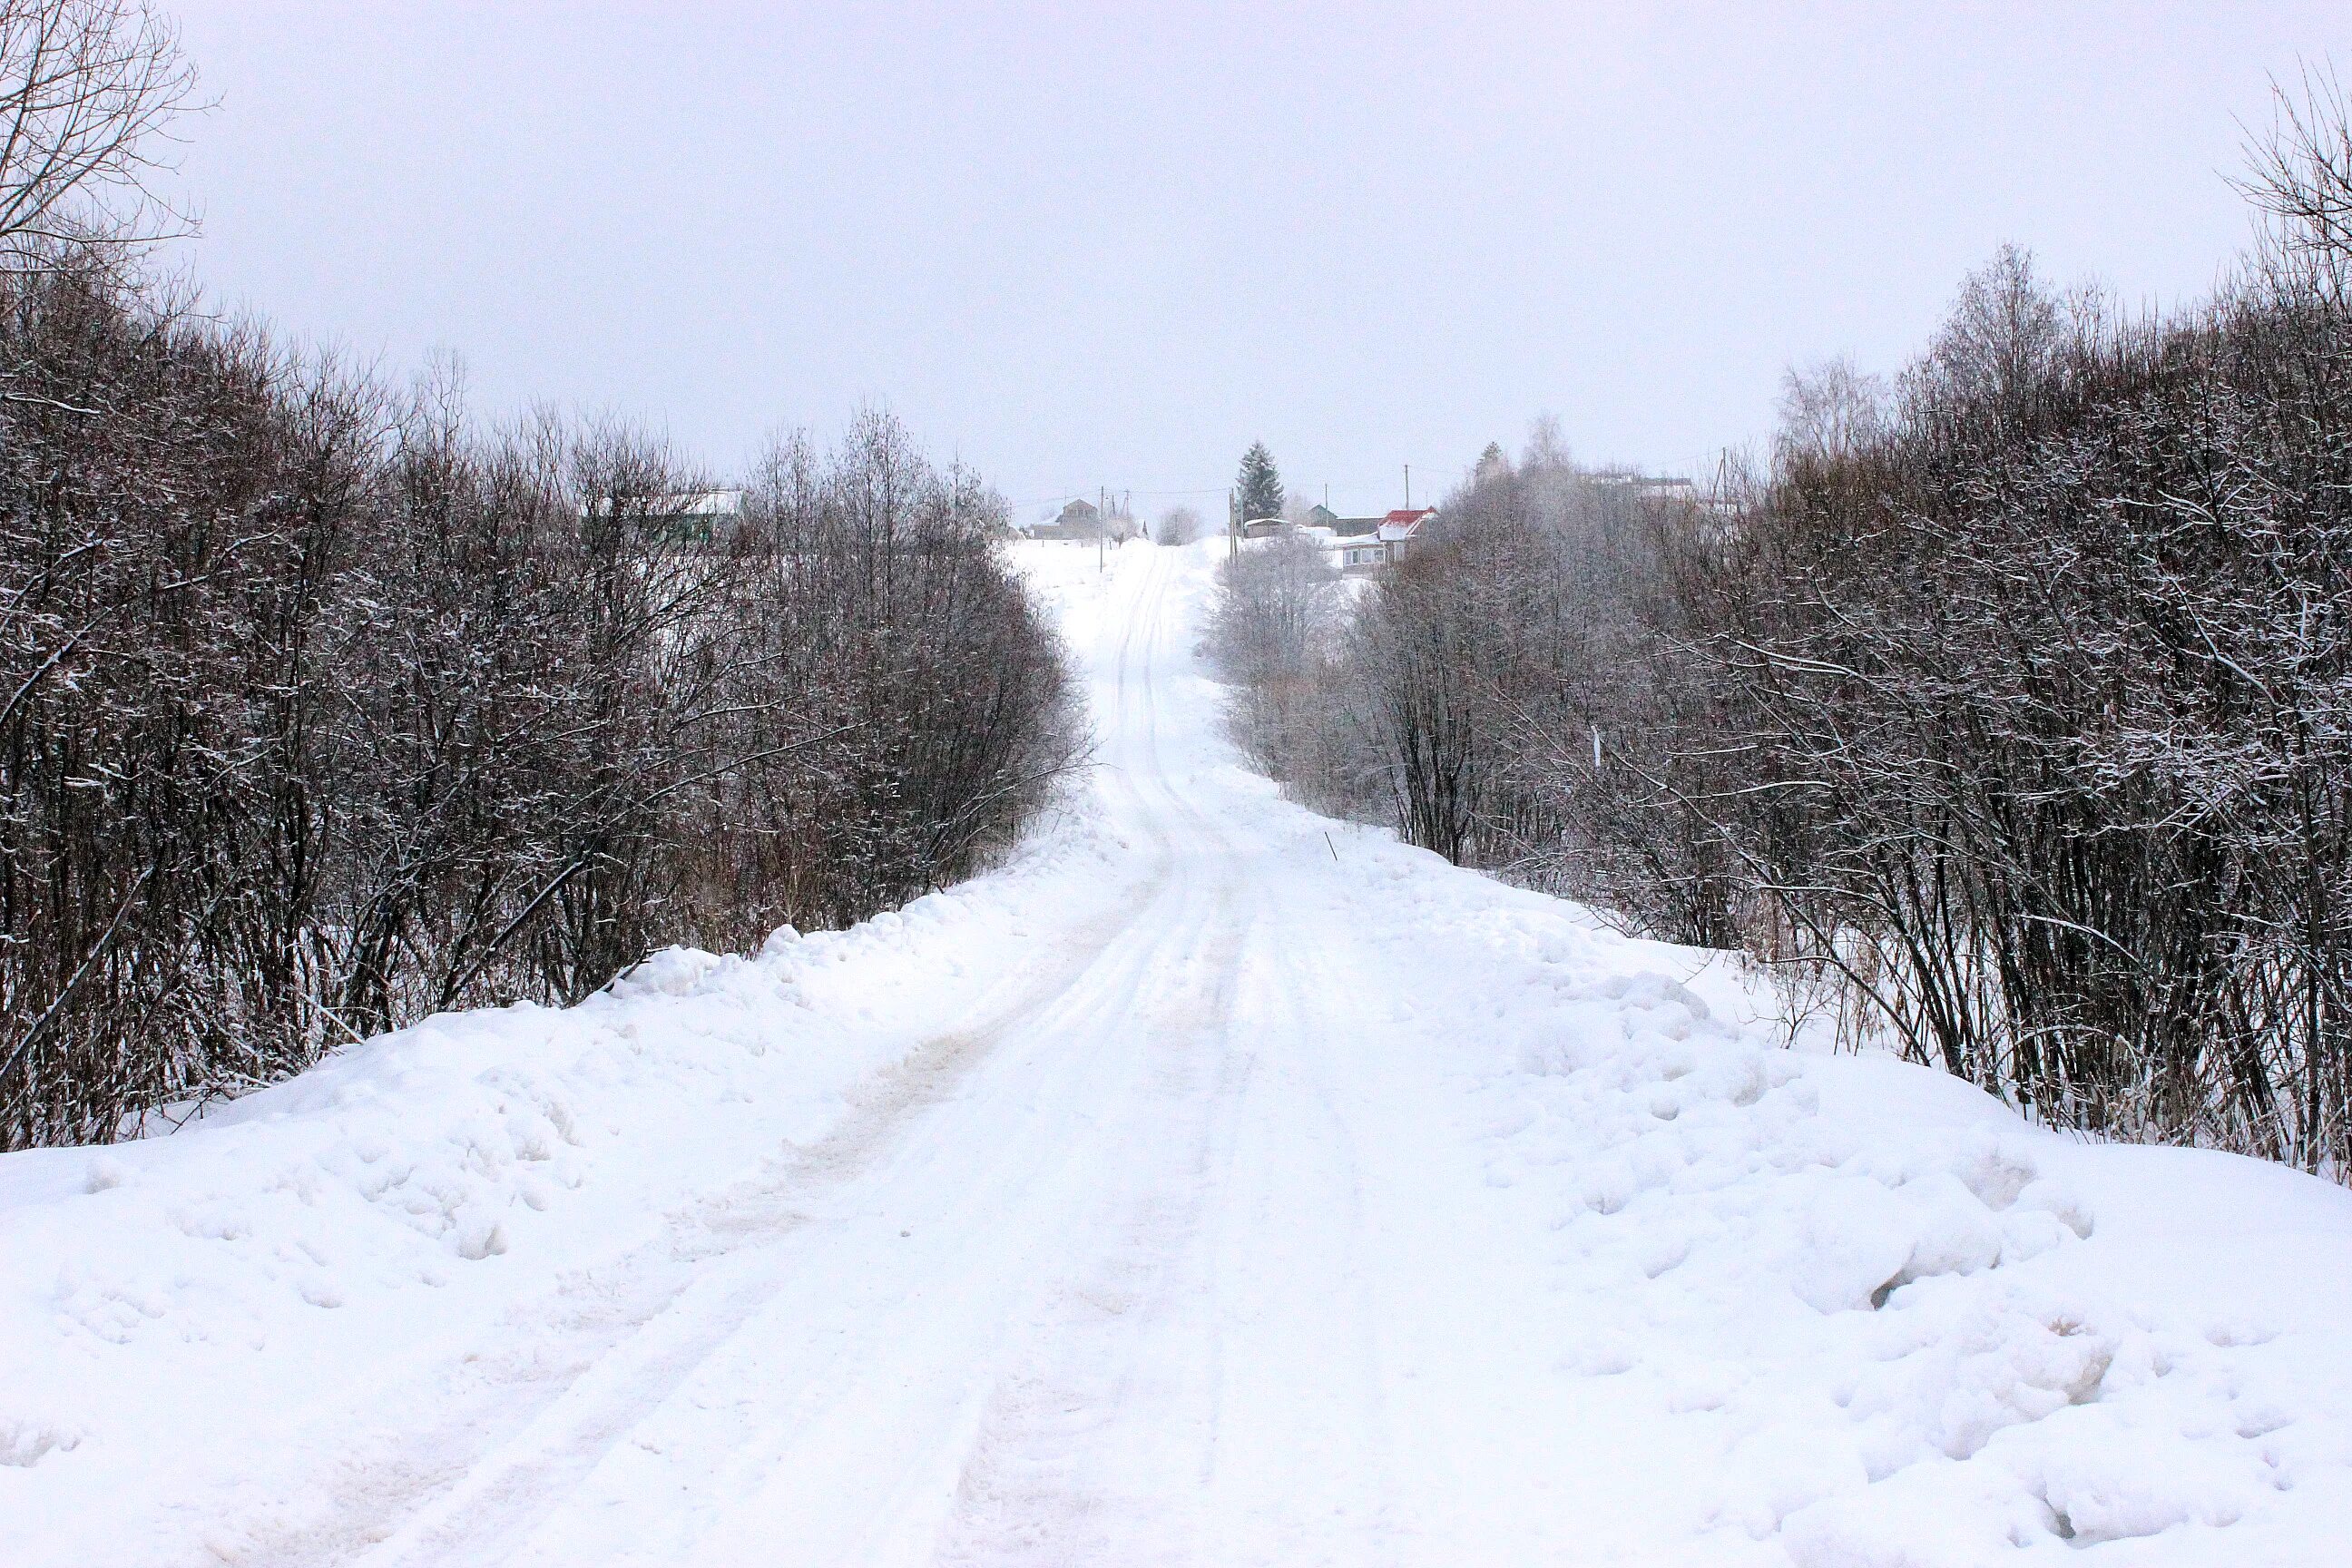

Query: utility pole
[1098,486,1106,573]
[1228,487,1238,561]
[1405,464,1412,509]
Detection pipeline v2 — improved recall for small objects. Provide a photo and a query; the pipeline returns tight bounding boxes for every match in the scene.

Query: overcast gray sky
[164,2,2340,518]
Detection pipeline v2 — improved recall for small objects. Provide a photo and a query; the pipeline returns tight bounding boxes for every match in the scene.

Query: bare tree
[1155,505,1200,545]
[2239,64,2352,299]
[1774,355,1883,465]
[0,0,199,271]
[1205,532,1346,788]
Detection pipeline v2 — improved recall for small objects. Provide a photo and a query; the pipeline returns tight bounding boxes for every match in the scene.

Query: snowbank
[1299,788,2352,1563]
[0,774,1133,1563]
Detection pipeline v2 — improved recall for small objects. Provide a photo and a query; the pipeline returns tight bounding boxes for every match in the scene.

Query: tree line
[0,6,1081,1149]
[1212,80,2352,1176]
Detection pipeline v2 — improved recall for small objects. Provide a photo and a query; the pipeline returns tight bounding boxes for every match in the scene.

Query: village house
[1592,472,1699,508]
[1335,532,1387,571]
[1318,507,1437,573]
[1377,506,1434,557]
[1024,497,1102,541]
[585,488,746,548]
[1230,505,1438,572]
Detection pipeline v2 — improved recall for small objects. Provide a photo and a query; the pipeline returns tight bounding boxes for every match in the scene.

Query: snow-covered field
[3,537,2348,1565]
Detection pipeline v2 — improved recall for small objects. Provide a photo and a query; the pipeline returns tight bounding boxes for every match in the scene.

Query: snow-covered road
[5,540,2351,1565]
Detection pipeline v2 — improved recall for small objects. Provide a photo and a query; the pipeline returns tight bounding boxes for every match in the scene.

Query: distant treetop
[1237,440,1284,523]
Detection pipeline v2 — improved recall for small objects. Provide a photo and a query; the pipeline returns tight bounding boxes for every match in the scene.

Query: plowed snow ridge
[2,539,2349,1565]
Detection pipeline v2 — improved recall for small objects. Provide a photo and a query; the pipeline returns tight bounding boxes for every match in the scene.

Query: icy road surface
[4,540,2351,1566]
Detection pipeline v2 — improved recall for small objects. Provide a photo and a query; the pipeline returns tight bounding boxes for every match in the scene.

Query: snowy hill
[1,537,2347,1565]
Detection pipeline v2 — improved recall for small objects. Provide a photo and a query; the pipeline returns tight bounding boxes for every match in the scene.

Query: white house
[1311,507,1436,573]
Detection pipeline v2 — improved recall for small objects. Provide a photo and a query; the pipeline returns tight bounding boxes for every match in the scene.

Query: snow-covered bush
[0,267,1080,1150]
[1322,84,2352,1177]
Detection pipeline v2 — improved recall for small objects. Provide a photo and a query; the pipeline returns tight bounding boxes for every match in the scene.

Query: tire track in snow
[223,872,1174,1568]
[365,546,1219,1566]
[936,548,1414,1562]
[224,557,1203,1567]
[932,548,1265,1563]
[647,547,1237,1564]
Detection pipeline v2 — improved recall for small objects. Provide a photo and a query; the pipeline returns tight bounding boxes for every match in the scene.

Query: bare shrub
[0,262,1080,1148]
[1273,82,2352,1177]
[1204,532,1348,793]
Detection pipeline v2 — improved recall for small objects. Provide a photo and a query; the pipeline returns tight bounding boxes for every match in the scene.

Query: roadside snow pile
[1318,820,2352,1565]
[1504,1021,2289,1560]
[0,790,1126,1563]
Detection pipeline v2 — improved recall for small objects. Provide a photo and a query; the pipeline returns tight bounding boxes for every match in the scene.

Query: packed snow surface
[4,539,2350,1565]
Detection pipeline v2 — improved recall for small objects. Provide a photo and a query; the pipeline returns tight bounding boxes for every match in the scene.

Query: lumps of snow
[0,1419,80,1470]
[1321,797,2352,1566]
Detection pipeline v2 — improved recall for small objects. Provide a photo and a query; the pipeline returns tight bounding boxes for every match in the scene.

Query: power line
[1003,484,1233,507]
[1007,467,1476,513]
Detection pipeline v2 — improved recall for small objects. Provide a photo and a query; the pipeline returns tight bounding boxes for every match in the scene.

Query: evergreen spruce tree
[1237,441,1285,524]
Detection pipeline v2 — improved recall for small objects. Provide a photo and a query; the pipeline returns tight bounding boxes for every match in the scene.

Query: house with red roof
[1320,507,1436,572]
[1376,508,1436,564]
